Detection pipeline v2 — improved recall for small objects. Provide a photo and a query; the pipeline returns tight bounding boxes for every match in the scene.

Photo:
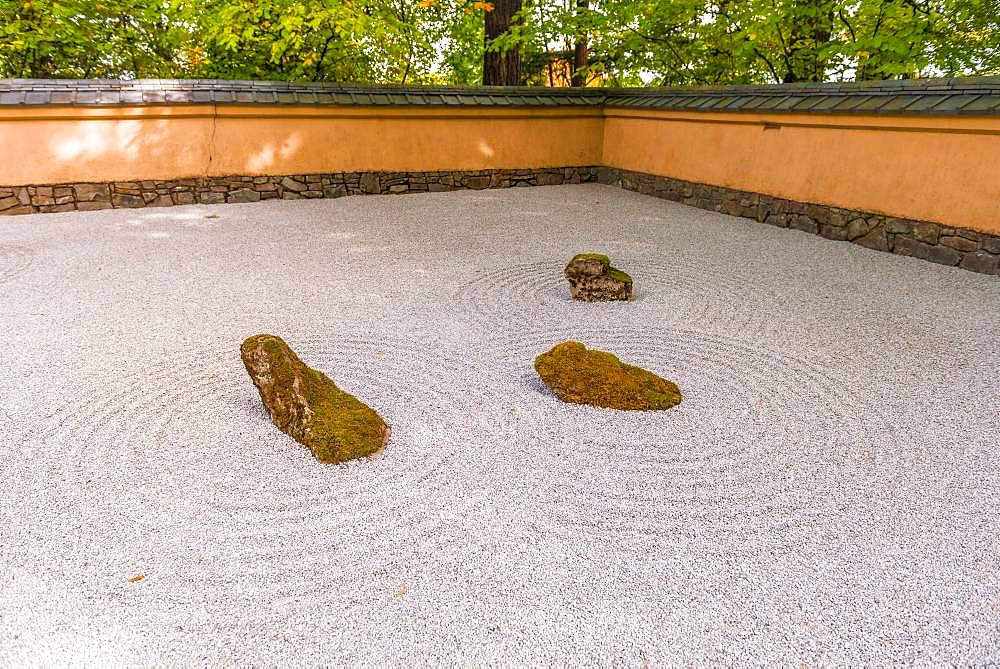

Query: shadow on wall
[233,126,499,175]
[48,119,172,174]
[51,119,143,162]
[9,109,600,185]
[207,115,534,177]
[246,133,304,174]
[477,139,495,158]
[8,112,516,187]
[29,116,209,184]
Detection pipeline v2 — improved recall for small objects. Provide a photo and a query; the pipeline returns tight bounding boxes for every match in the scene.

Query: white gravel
[1,184,998,665]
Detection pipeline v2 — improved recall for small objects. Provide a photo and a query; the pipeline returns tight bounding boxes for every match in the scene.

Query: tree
[578,0,1000,85]
[483,0,522,84]
[0,0,191,79]
[1,0,998,84]
[780,1,837,82]
[192,0,439,83]
[571,0,588,86]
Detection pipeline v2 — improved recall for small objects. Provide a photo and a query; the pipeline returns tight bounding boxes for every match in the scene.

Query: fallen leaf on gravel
[395,586,406,596]
[127,574,145,583]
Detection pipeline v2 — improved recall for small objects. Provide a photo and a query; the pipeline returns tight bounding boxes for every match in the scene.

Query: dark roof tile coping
[0,77,998,115]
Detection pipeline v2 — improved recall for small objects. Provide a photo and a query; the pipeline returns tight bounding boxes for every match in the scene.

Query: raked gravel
[1,184,998,665]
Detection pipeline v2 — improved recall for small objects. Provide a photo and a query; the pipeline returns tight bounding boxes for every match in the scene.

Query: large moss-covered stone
[240,334,389,463]
[534,341,682,411]
[564,253,632,301]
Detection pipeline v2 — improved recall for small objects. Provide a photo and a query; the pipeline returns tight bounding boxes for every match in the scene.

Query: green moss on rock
[534,341,682,411]
[606,266,633,285]
[572,252,611,264]
[240,334,389,464]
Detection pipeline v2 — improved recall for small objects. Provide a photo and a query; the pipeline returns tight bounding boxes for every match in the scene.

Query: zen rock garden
[7,176,997,666]
[243,254,680,463]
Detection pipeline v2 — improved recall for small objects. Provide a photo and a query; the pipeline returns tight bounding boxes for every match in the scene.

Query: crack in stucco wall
[205,103,218,177]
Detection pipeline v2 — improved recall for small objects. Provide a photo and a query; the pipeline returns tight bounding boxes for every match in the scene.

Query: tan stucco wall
[0,105,604,185]
[1,102,997,235]
[602,109,1000,236]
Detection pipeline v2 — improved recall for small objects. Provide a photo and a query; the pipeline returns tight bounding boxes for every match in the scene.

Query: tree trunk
[783,0,835,83]
[571,0,588,87]
[483,0,522,86]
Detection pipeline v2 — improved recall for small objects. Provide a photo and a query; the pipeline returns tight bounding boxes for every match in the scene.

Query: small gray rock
[228,188,261,203]
[564,254,633,302]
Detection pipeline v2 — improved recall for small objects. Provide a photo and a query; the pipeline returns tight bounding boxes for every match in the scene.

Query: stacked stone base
[2,164,998,276]
[0,167,599,215]
[598,167,1000,276]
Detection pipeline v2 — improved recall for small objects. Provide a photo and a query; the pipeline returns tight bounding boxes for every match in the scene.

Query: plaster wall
[602,109,1000,235]
[1,101,997,236]
[0,105,604,184]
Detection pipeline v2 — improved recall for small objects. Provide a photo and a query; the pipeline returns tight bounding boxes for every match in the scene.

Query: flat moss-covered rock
[240,334,389,464]
[564,253,633,302]
[534,341,682,411]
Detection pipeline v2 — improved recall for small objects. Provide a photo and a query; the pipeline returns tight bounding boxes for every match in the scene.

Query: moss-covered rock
[564,253,633,302]
[240,334,390,464]
[534,341,682,411]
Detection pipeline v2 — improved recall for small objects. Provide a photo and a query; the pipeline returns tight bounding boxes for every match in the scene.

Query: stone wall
[2,163,998,276]
[0,167,599,216]
[598,167,1000,276]
[2,78,999,277]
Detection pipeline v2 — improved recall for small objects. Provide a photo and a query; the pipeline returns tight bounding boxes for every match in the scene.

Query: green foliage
[572,0,1000,84]
[1,0,998,83]
[0,1,193,78]
[194,0,437,83]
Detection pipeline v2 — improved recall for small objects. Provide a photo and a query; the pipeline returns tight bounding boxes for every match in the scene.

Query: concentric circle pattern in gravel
[0,244,33,284]
[1,185,998,665]
[476,326,906,551]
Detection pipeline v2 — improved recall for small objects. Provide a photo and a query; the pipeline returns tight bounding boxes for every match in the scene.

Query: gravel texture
[1,184,998,665]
